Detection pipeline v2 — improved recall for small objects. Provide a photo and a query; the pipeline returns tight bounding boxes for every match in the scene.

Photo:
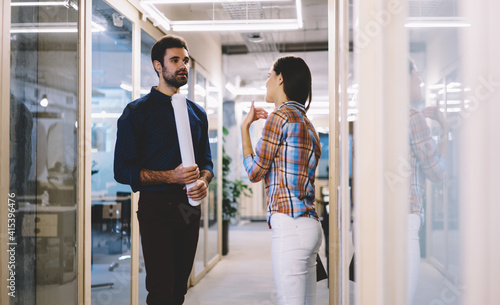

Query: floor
[184,220,330,305]
[89,220,462,305]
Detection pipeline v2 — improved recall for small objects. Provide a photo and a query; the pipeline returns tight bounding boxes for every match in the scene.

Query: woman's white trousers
[271,213,323,305]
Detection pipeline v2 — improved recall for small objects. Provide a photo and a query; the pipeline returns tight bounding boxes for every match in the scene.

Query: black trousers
[138,192,201,305]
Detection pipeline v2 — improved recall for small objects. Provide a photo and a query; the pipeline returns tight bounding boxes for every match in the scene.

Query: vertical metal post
[131,19,141,305]
[79,0,93,304]
[328,0,341,304]
[0,1,11,303]
[339,0,351,303]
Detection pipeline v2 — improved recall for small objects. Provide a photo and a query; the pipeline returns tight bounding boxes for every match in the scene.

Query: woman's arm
[241,101,269,158]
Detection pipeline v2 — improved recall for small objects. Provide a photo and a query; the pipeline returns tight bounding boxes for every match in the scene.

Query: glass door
[206,81,220,266]
[406,2,463,304]
[190,67,222,283]
[351,0,470,304]
[137,29,158,305]
[192,70,207,279]
[8,1,80,304]
[90,1,133,304]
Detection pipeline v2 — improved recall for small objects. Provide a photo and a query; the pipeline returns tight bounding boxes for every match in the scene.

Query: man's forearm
[139,168,173,185]
[199,169,213,186]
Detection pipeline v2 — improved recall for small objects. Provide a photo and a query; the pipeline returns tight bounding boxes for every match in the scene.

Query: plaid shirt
[243,101,321,225]
[409,107,446,219]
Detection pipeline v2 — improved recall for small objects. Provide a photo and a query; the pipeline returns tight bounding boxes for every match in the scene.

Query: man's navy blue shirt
[114,86,214,194]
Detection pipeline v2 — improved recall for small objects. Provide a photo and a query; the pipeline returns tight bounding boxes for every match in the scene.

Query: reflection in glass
[90,1,132,304]
[10,1,79,304]
[138,29,158,304]
[206,82,219,264]
[193,71,207,277]
[9,1,78,305]
[407,1,462,302]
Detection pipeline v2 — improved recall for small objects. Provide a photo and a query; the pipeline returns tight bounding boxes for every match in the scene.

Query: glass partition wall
[1,1,222,305]
[191,67,221,284]
[350,0,491,304]
[89,2,222,304]
[137,29,158,304]
[8,1,80,304]
[90,1,133,304]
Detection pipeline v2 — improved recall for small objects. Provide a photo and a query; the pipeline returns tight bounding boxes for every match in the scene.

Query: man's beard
[162,68,188,88]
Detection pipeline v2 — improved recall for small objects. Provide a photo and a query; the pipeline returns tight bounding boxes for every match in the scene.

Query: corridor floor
[184,221,330,305]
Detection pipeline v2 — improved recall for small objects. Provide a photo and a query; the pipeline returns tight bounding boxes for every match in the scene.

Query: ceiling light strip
[11,1,67,6]
[139,2,171,32]
[171,19,299,32]
[141,0,290,3]
[404,17,471,28]
[10,22,106,33]
[405,22,471,28]
[296,0,303,28]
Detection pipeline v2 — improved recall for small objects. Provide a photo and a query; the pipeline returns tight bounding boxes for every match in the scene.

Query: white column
[354,0,408,304]
[460,1,500,304]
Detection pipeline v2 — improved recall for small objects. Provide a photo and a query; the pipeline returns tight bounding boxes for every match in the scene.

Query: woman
[407,60,448,304]
[241,56,322,305]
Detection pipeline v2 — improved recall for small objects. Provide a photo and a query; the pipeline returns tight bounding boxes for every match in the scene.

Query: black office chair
[108,192,144,273]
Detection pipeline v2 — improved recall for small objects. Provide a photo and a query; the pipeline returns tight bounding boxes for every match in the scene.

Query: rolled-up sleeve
[409,110,446,182]
[243,112,285,182]
[114,105,142,190]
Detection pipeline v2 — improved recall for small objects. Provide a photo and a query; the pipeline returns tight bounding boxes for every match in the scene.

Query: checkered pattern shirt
[243,101,321,225]
[409,107,446,218]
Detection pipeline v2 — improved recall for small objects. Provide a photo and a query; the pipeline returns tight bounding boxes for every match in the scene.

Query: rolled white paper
[171,93,201,206]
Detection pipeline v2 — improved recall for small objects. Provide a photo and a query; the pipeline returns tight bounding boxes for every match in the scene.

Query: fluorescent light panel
[139,0,301,32]
[11,1,67,6]
[11,1,78,10]
[405,17,471,28]
[142,0,290,3]
[10,22,105,33]
[140,2,171,32]
[171,19,299,32]
[296,0,303,28]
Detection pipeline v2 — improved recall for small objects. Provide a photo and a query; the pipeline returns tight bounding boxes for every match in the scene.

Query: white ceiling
[152,0,329,116]
[148,0,457,123]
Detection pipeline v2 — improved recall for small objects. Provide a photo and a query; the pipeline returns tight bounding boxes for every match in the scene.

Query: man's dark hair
[151,34,189,76]
[272,56,312,111]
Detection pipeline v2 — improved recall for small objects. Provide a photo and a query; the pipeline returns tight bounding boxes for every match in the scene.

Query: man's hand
[186,180,208,201]
[172,164,199,185]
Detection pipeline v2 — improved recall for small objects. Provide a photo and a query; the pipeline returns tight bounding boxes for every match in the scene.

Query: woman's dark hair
[272,56,312,111]
[409,58,416,74]
[151,34,189,76]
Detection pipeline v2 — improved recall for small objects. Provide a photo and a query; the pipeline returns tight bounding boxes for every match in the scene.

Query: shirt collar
[150,86,172,102]
[278,101,306,113]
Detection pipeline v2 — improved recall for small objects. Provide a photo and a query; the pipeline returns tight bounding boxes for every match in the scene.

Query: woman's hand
[422,106,449,131]
[241,100,268,129]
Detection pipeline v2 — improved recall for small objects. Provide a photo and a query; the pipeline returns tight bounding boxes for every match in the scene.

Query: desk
[91,194,132,255]
[19,204,77,284]
[92,194,130,220]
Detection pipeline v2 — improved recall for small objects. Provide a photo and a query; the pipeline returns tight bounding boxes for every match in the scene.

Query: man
[114,34,213,305]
